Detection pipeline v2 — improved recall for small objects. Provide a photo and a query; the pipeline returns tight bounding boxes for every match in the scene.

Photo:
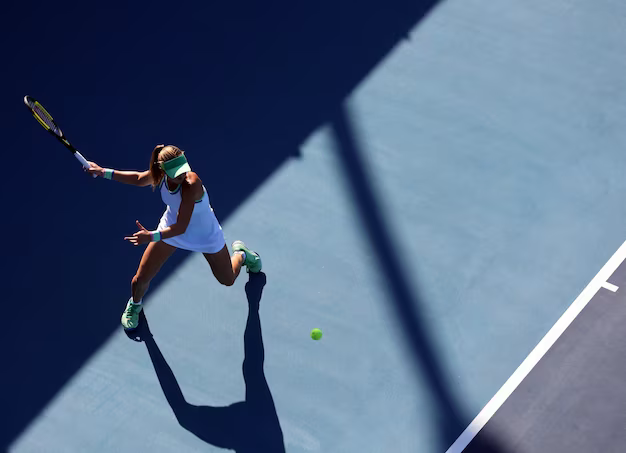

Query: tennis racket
[24,95,95,176]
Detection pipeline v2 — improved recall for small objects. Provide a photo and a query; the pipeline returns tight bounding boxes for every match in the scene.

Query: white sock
[236,250,246,262]
[131,297,142,305]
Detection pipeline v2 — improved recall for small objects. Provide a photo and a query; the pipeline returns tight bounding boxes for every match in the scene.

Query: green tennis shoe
[121,298,143,330]
[232,240,262,273]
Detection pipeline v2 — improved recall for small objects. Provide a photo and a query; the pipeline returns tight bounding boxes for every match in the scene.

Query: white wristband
[103,169,114,180]
[150,231,162,242]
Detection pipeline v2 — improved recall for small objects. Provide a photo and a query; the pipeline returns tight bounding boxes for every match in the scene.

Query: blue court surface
[3,1,626,452]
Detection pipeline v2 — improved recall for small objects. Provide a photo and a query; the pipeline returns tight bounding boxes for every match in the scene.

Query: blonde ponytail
[149,145,165,191]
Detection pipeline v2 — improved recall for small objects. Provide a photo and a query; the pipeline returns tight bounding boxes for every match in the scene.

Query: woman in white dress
[86,144,261,330]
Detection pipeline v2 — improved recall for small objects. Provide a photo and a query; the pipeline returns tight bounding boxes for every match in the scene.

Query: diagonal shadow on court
[3,0,446,449]
[127,272,285,453]
[330,106,506,451]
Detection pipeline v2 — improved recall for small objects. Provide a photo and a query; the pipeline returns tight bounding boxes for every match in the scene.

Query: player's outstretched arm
[85,161,153,187]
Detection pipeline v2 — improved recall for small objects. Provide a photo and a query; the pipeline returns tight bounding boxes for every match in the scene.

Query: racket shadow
[130,272,285,453]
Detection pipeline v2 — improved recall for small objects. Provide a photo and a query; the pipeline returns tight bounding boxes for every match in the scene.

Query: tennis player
[86,144,261,330]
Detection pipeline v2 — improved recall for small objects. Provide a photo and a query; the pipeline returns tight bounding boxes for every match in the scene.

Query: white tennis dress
[156,178,226,253]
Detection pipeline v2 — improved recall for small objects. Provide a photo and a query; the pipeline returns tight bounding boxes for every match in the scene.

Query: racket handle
[74,151,97,178]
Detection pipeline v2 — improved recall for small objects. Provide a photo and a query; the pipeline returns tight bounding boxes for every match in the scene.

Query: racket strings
[31,103,61,135]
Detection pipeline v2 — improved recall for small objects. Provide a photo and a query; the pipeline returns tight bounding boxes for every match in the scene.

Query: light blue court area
[9,1,626,452]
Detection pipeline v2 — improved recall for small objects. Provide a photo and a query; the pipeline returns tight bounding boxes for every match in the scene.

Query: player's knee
[219,275,235,287]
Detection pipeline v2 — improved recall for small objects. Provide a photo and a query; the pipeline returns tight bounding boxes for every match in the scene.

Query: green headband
[159,154,191,179]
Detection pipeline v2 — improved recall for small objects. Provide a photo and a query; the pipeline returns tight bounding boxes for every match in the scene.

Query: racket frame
[24,95,92,172]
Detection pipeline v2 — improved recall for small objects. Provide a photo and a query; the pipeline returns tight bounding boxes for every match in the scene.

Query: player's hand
[85,161,104,178]
[124,220,152,246]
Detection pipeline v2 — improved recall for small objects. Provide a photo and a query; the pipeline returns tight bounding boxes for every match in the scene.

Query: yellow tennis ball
[311,328,323,340]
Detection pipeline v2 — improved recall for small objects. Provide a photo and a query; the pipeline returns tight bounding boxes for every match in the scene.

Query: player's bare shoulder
[183,172,203,198]
[184,171,202,185]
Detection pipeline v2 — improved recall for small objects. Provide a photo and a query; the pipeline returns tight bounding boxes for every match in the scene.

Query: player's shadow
[128,272,285,453]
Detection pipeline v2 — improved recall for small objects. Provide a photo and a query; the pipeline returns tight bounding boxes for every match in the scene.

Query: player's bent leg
[122,240,177,330]
[203,245,240,286]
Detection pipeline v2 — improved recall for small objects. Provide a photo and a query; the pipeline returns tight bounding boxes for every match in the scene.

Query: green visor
[160,154,191,179]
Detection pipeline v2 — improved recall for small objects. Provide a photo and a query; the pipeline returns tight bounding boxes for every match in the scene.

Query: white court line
[446,239,626,453]
[602,282,619,293]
